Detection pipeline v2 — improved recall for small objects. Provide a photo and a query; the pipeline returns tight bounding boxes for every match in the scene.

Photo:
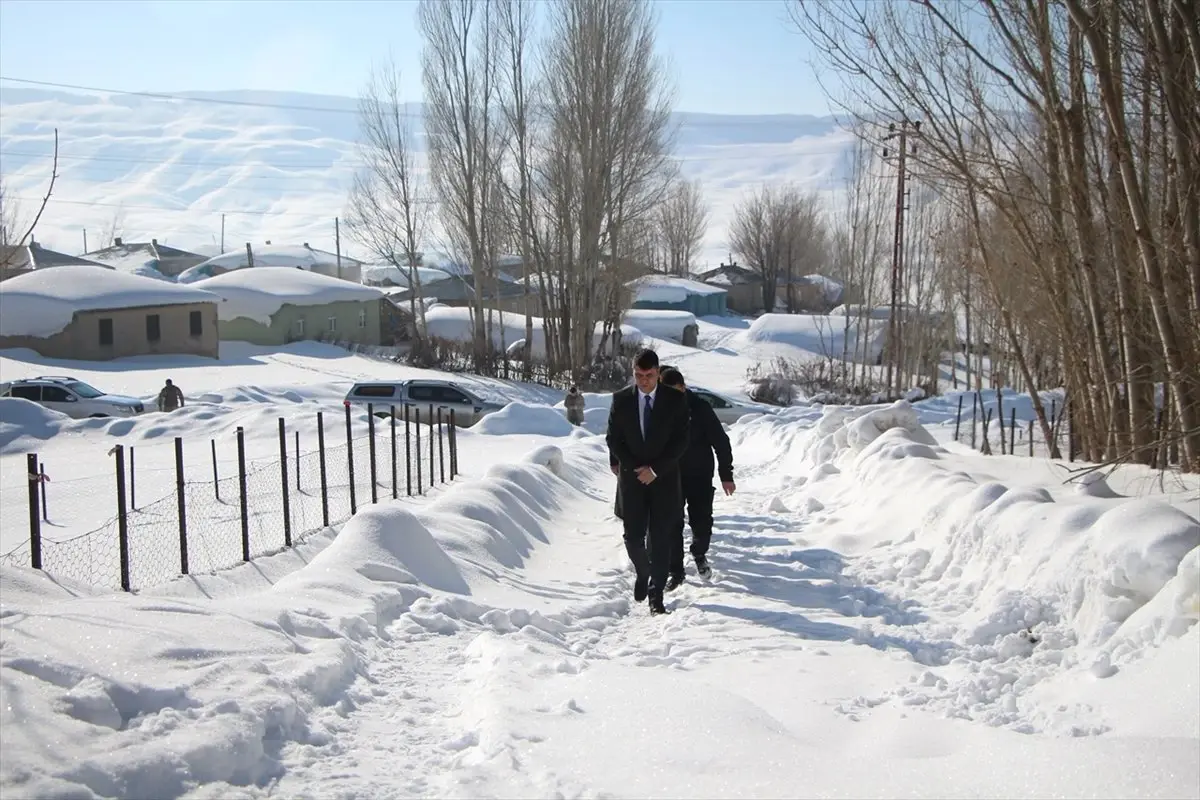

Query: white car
[688,387,773,425]
[0,376,146,418]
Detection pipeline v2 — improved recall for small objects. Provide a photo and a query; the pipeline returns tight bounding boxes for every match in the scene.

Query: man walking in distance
[659,368,734,586]
[606,349,689,615]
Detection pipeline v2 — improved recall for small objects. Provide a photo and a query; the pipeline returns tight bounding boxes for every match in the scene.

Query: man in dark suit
[658,368,735,588]
[606,349,690,615]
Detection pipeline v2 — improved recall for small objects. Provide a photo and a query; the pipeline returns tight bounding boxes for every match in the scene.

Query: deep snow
[0,333,1197,800]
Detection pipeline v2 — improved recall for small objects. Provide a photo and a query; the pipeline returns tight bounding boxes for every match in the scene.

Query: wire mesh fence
[1,404,462,592]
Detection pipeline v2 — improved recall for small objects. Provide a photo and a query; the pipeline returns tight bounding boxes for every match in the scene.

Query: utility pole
[883,119,919,398]
[335,217,342,280]
[220,214,226,253]
[82,228,88,254]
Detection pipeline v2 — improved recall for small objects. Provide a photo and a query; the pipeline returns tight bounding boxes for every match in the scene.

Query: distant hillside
[0,86,855,268]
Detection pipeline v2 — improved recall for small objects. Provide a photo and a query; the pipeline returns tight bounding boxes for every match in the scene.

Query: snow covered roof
[193,267,384,324]
[629,275,728,304]
[0,265,220,338]
[177,244,365,283]
[362,265,452,288]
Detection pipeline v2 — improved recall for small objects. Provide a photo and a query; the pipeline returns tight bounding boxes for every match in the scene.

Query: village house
[193,267,386,347]
[83,238,208,279]
[627,275,728,317]
[0,241,112,282]
[697,262,765,315]
[0,265,220,360]
[177,243,366,284]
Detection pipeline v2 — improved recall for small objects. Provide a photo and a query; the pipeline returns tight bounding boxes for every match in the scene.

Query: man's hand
[721,481,736,496]
[610,463,619,476]
[636,466,657,485]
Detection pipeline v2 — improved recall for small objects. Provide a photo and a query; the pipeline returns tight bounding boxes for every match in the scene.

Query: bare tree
[99,203,126,249]
[656,176,709,276]
[0,128,59,271]
[729,183,827,313]
[541,0,676,373]
[344,59,432,353]
[418,0,505,370]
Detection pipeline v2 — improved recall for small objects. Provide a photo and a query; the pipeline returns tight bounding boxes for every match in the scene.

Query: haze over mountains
[0,86,855,267]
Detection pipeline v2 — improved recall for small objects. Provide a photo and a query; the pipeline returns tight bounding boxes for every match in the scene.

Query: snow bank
[622,309,697,343]
[0,442,593,798]
[0,266,220,338]
[473,402,574,437]
[783,402,1200,658]
[422,307,643,358]
[193,268,383,324]
[629,275,725,304]
[743,312,888,364]
[0,397,71,451]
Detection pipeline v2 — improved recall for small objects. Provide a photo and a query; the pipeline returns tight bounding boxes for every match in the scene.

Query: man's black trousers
[671,477,715,576]
[620,479,681,596]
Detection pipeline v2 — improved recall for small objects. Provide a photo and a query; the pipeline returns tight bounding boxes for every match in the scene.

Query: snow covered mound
[473,403,574,437]
[0,442,594,798]
[743,312,889,364]
[622,309,697,343]
[0,397,71,451]
[193,268,383,324]
[421,306,643,358]
[0,266,220,338]
[776,402,1200,674]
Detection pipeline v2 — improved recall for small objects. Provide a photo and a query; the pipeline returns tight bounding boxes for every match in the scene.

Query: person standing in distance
[658,368,734,585]
[606,349,690,615]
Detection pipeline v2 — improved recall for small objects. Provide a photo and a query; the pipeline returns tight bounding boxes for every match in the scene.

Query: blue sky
[0,0,831,116]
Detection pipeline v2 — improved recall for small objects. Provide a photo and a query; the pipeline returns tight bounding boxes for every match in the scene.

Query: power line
[0,149,355,170]
[6,195,341,217]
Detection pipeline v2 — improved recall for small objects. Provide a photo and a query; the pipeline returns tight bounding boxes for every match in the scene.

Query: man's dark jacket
[679,389,734,483]
[607,385,690,521]
[611,389,733,483]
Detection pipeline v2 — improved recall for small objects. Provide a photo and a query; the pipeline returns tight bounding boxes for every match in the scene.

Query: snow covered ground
[1,336,1197,799]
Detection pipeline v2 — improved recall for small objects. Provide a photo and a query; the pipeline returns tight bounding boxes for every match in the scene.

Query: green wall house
[194,268,385,347]
[628,276,728,317]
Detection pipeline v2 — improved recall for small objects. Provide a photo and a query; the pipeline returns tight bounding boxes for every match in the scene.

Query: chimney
[303,242,310,248]
[151,238,158,246]
[114,237,122,246]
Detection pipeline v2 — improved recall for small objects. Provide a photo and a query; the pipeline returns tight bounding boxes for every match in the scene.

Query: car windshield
[66,381,106,399]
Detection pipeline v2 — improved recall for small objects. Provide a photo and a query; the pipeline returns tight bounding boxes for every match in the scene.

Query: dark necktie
[643,394,652,440]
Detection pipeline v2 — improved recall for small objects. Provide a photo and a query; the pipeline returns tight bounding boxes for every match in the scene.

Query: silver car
[688,387,772,425]
[0,376,146,418]
[343,379,504,426]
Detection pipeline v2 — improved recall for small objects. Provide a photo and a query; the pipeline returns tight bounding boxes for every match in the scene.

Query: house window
[189,310,203,337]
[295,318,305,337]
[358,309,367,329]
[98,318,114,346]
[327,317,337,333]
[146,314,161,342]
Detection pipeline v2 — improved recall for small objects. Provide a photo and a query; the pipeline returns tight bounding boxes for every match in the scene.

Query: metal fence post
[368,404,379,504]
[428,404,435,487]
[405,404,412,497]
[970,393,979,449]
[175,437,188,575]
[295,430,300,492]
[26,453,42,570]
[390,406,398,500]
[211,439,220,502]
[279,418,292,548]
[1009,407,1016,455]
[114,445,130,591]
[345,403,357,514]
[1028,420,1034,457]
[416,407,423,494]
[129,445,136,510]
[996,391,1006,455]
[953,395,963,442]
[236,427,249,561]
[38,461,48,521]
[446,410,453,479]
[437,407,445,484]
[317,411,329,527]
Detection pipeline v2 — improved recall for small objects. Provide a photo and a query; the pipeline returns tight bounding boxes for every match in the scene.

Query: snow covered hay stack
[193,268,386,347]
[0,265,221,360]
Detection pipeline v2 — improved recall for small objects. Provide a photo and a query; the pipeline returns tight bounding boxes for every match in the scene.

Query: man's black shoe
[649,593,669,615]
[666,573,685,592]
[634,574,648,602]
[695,554,712,578]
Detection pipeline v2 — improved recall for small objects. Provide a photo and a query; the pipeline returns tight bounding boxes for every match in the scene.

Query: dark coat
[606,385,690,522]
[680,390,735,483]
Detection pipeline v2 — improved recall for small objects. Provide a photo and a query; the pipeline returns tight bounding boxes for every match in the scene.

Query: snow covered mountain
[0,86,856,269]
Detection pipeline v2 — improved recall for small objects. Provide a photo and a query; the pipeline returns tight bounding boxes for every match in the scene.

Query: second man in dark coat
[658,367,734,586]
